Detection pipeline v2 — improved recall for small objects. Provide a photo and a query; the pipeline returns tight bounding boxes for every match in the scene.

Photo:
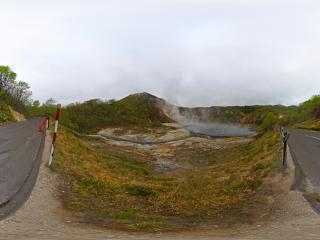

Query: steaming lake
[184,122,256,137]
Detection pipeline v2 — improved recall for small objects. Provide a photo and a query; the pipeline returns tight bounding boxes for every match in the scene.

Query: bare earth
[9,106,26,122]
[0,135,320,239]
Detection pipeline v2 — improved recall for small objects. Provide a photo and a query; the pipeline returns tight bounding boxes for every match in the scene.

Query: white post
[48,104,61,167]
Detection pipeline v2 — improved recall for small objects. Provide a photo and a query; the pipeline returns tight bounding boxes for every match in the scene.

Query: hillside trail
[0,134,320,240]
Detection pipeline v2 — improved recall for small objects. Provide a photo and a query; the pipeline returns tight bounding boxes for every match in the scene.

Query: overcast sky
[0,0,320,107]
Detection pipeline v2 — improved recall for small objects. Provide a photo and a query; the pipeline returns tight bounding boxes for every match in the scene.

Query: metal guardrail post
[282,130,290,166]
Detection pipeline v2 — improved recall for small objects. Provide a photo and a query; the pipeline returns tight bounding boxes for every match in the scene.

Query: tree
[0,66,16,94]
[10,81,32,105]
[258,112,277,133]
[43,98,57,106]
[0,65,33,115]
[32,100,40,108]
[106,99,116,104]
[314,105,320,119]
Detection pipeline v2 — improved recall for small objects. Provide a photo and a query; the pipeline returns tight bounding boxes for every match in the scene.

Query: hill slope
[62,92,173,133]
[59,92,320,134]
[0,92,14,124]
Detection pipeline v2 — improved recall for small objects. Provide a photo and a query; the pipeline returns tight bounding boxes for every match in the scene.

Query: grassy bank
[294,118,320,131]
[0,92,14,124]
[53,128,281,231]
[60,93,171,134]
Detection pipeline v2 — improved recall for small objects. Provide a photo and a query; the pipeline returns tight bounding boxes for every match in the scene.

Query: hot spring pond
[184,122,256,137]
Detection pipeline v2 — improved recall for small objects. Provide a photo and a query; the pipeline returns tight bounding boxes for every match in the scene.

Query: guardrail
[38,115,49,133]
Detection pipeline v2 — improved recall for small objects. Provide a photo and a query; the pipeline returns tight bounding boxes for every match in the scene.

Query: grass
[294,118,320,131]
[53,127,281,231]
[315,195,320,203]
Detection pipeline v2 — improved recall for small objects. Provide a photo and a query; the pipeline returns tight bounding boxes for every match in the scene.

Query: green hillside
[0,92,14,124]
[291,94,320,131]
[178,104,297,131]
[0,65,32,123]
[27,89,320,137]
[61,93,172,134]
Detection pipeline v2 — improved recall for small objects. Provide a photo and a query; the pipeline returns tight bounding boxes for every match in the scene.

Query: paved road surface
[288,128,320,193]
[0,118,45,219]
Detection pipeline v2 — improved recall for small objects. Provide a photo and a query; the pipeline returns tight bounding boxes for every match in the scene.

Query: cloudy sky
[0,0,320,107]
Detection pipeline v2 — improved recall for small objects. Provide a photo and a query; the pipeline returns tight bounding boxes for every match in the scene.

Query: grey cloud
[0,0,319,107]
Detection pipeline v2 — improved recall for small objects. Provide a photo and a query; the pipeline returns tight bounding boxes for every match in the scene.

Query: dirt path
[0,135,320,239]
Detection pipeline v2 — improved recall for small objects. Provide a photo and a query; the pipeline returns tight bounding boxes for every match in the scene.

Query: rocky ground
[1,131,320,239]
[90,134,252,174]
[90,124,253,174]
[98,124,190,144]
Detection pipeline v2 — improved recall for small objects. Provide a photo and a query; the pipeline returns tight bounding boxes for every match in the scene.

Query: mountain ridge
[56,91,319,133]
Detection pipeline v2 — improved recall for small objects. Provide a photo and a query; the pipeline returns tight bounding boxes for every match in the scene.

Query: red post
[38,116,48,133]
[49,104,61,166]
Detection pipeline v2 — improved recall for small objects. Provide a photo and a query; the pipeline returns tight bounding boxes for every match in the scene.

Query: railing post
[282,131,290,166]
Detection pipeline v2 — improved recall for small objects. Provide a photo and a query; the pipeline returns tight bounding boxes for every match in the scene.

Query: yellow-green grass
[53,127,281,231]
[0,92,14,124]
[294,118,320,131]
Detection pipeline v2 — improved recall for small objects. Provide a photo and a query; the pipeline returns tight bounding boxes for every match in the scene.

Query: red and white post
[48,104,61,166]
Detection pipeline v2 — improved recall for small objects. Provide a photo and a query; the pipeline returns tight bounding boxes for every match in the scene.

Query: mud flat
[98,124,191,144]
[92,129,253,174]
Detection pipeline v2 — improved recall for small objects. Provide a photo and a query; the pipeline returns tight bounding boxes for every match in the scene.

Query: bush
[257,112,277,133]
[124,185,158,197]
[314,105,320,119]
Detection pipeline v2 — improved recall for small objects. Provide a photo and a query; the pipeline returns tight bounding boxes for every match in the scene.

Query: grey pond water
[184,122,256,137]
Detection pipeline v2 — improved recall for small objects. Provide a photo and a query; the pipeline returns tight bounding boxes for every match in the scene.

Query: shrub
[257,112,277,133]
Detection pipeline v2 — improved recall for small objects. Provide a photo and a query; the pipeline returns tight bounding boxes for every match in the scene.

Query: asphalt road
[288,128,320,193]
[0,118,45,219]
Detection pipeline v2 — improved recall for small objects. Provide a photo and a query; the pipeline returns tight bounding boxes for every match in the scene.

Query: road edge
[288,145,320,214]
[0,123,46,220]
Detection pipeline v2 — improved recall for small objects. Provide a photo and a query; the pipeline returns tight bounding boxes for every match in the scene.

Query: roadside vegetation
[293,118,320,131]
[29,93,171,134]
[0,92,14,124]
[0,65,33,124]
[60,94,165,133]
[239,94,320,133]
[291,95,320,131]
[52,127,281,230]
